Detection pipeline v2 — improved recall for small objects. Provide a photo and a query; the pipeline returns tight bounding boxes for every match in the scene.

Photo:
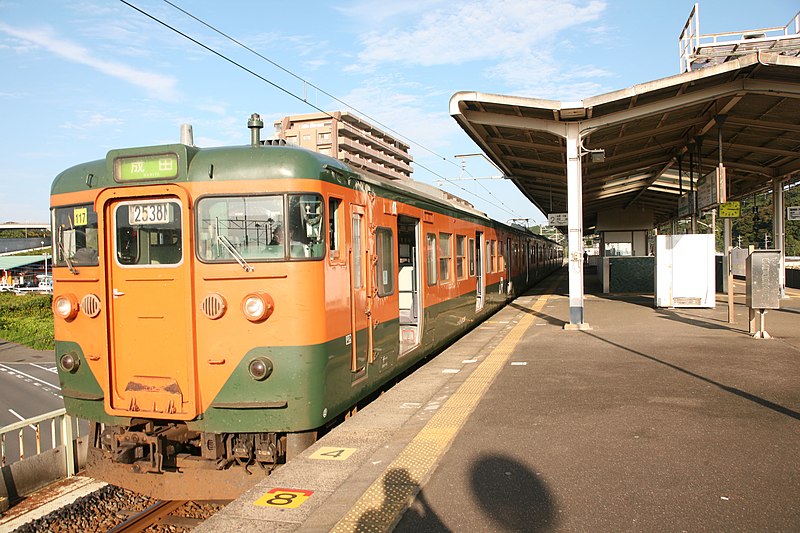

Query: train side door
[475,231,485,311]
[349,205,369,377]
[398,216,421,355]
[106,195,197,420]
[506,237,512,295]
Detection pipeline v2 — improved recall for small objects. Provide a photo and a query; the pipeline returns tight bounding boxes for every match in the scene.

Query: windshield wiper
[57,227,79,275]
[217,235,254,272]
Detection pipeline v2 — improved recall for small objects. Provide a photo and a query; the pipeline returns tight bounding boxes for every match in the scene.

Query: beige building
[274,111,413,181]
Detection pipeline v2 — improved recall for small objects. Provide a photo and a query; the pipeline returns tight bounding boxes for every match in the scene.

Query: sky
[0,0,797,225]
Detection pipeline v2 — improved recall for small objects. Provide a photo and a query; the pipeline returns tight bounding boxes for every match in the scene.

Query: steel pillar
[564,123,588,329]
[773,177,786,298]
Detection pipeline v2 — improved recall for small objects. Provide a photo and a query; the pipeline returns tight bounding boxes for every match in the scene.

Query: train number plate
[128,203,172,225]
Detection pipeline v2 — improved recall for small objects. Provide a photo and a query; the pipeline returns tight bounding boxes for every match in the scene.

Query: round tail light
[59,352,80,373]
[248,357,273,381]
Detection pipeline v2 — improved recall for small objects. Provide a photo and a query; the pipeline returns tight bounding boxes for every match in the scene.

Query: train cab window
[287,194,324,259]
[438,232,452,282]
[114,200,182,266]
[196,194,324,262]
[468,238,475,277]
[456,235,466,280]
[197,195,284,262]
[376,228,394,296]
[426,233,437,286]
[53,204,99,267]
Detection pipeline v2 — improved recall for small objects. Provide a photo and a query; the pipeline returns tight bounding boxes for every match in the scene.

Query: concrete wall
[0,436,87,512]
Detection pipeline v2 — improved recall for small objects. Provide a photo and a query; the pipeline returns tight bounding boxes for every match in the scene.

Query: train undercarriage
[87,422,315,500]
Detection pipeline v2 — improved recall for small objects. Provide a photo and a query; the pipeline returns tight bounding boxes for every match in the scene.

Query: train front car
[50,137,358,500]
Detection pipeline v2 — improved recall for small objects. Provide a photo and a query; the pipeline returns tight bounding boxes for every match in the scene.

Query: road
[0,341,64,463]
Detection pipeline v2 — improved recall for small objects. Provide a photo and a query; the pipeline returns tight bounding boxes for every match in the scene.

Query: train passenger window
[438,232,452,282]
[288,194,324,259]
[114,200,182,266]
[486,240,492,274]
[456,235,466,280]
[426,233,437,286]
[52,204,99,267]
[329,197,342,259]
[197,195,285,262]
[468,238,475,277]
[376,228,394,297]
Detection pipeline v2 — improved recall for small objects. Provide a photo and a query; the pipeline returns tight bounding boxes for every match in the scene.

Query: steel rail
[107,500,187,533]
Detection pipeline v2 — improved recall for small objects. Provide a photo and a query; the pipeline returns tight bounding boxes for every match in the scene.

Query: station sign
[719,201,741,218]
[678,192,695,217]
[697,173,718,210]
[788,206,800,221]
[547,212,568,226]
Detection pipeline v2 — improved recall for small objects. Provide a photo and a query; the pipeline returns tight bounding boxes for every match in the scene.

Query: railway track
[108,500,188,533]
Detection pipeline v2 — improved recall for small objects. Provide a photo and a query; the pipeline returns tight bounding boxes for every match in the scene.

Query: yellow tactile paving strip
[331,275,564,532]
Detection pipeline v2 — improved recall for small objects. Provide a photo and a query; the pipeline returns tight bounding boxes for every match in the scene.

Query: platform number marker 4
[309,446,357,461]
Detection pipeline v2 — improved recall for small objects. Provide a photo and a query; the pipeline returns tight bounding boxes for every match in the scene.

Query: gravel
[13,485,223,532]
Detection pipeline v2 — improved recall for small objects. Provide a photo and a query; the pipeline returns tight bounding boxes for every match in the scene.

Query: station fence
[0,409,87,510]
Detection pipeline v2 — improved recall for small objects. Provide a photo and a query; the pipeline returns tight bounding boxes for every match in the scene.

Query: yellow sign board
[719,201,740,218]
[254,488,314,508]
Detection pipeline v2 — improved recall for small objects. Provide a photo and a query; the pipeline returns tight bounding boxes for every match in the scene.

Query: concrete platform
[198,269,800,532]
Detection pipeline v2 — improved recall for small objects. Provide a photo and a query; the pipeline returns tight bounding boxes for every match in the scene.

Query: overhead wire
[119,0,524,219]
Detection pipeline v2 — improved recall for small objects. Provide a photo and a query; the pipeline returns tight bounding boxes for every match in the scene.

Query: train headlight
[59,352,80,373]
[242,292,274,322]
[53,294,79,321]
[248,357,273,381]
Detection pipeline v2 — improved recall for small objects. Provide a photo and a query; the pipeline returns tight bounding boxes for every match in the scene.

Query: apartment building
[274,111,413,181]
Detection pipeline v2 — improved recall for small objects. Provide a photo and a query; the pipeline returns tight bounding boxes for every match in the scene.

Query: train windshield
[196,194,324,262]
[52,204,99,267]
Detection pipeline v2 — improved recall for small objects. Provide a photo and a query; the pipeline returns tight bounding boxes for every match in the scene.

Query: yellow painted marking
[309,446,357,461]
[331,275,564,532]
[254,487,314,508]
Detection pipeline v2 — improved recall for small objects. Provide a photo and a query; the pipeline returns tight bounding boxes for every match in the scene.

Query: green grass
[0,293,54,350]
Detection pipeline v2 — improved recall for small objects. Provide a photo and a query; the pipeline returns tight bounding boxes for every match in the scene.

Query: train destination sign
[115,153,179,182]
[719,201,741,218]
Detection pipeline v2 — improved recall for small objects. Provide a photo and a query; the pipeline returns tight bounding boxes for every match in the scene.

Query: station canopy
[450,52,800,230]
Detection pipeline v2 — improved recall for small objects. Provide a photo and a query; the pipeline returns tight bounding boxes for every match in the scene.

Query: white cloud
[353,0,606,68]
[0,22,179,101]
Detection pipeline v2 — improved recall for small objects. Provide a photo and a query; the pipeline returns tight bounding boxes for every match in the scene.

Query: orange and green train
[50,116,562,500]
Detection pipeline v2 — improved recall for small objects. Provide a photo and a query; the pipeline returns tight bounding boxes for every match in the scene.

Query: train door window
[352,214,363,289]
[114,200,182,266]
[52,204,99,266]
[197,195,284,262]
[456,235,466,280]
[486,240,491,274]
[426,233,437,286]
[329,197,343,261]
[288,194,324,259]
[376,227,394,296]
[438,232,451,283]
[468,238,475,277]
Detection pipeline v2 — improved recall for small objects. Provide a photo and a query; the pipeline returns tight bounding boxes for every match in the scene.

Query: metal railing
[679,3,800,72]
[0,408,79,477]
